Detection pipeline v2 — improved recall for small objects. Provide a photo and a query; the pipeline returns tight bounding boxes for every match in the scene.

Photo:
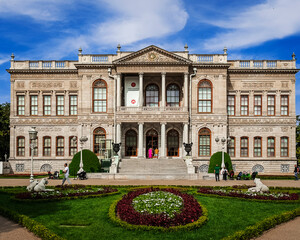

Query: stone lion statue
[27,178,54,192]
[248,178,269,193]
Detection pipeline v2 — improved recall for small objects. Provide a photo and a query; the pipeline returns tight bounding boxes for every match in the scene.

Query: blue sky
[0,0,299,114]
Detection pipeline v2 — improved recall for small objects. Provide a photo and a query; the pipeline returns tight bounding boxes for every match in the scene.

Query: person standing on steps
[154,148,159,158]
[62,163,71,185]
[214,164,220,182]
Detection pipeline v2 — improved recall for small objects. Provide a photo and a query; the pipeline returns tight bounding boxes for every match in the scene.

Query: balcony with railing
[229,60,296,69]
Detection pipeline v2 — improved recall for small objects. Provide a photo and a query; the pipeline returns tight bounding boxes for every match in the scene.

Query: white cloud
[202,0,300,51]
[26,0,188,59]
[0,0,72,21]
[0,55,9,65]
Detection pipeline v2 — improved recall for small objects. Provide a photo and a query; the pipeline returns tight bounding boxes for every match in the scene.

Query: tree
[0,102,10,161]
[296,115,300,164]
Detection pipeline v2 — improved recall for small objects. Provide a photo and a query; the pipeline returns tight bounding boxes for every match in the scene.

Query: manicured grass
[0,186,299,240]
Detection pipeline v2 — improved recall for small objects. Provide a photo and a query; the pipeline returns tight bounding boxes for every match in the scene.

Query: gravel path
[0,178,299,240]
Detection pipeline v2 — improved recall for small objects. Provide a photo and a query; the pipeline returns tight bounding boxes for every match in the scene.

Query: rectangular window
[267,137,275,157]
[29,138,38,157]
[280,137,288,157]
[17,137,25,156]
[281,95,289,116]
[199,135,210,156]
[56,95,64,116]
[70,95,77,115]
[17,95,25,116]
[43,137,51,156]
[227,96,235,116]
[240,95,248,116]
[267,95,275,116]
[254,137,262,157]
[254,95,262,116]
[69,136,77,156]
[43,96,51,116]
[56,137,64,156]
[94,88,107,112]
[227,137,235,157]
[30,95,38,115]
[240,137,248,157]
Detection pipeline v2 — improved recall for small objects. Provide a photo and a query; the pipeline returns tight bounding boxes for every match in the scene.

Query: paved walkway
[0,178,299,240]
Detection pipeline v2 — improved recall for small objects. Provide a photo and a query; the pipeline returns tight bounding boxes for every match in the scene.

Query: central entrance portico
[146,129,158,158]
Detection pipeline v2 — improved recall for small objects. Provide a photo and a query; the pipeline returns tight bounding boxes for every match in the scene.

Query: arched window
[280,137,289,157]
[69,136,78,156]
[145,84,159,107]
[56,136,64,156]
[227,137,235,157]
[166,84,180,107]
[125,130,137,156]
[267,137,275,157]
[43,136,51,156]
[198,80,212,113]
[17,136,25,156]
[254,137,262,157]
[198,128,211,156]
[167,129,179,157]
[93,80,107,112]
[240,137,248,157]
[93,128,106,156]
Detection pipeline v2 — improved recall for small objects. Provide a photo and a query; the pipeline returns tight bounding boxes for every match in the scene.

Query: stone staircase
[118,158,187,174]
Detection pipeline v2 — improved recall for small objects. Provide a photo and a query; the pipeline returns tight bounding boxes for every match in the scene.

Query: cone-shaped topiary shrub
[208,151,232,173]
[69,149,101,175]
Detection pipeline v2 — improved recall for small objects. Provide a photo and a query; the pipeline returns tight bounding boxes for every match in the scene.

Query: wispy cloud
[23,0,188,59]
[202,0,300,51]
[0,55,9,65]
[0,0,72,21]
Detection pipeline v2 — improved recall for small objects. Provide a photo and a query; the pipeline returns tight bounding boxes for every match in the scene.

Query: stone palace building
[7,45,298,175]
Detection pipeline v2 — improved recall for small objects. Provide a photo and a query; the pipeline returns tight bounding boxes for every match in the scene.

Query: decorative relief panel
[242,82,274,89]
[126,51,181,63]
[229,118,296,125]
[117,65,188,73]
[243,127,273,132]
[16,81,25,88]
[281,82,289,88]
[70,81,78,88]
[31,81,64,89]
[281,127,289,132]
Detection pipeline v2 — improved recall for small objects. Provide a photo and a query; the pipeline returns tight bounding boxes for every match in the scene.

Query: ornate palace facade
[7,45,298,174]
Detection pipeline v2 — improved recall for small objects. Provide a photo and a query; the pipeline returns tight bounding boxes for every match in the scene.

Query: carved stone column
[116,73,121,109]
[161,72,166,108]
[184,72,188,109]
[138,122,144,158]
[183,123,188,156]
[116,123,121,157]
[65,92,69,116]
[139,72,143,107]
[276,90,281,116]
[160,122,166,158]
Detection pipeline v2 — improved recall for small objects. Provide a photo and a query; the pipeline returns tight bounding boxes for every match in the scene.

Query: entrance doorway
[146,129,158,158]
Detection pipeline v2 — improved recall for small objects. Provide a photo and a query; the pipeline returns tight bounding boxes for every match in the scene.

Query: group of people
[148,147,159,159]
[214,164,231,181]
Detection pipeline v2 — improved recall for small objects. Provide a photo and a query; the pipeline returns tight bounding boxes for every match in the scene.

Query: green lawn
[0,186,299,240]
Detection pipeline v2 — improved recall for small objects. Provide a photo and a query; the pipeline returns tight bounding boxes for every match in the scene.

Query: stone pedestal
[184,156,195,174]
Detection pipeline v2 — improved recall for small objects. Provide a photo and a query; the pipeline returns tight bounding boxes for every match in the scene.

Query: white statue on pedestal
[248,178,269,193]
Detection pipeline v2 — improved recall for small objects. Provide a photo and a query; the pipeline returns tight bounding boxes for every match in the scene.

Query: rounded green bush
[69,149,101,175]
[208,151,232,173]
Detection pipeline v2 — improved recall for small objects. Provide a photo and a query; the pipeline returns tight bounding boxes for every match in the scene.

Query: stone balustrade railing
[118,106,187,112]
[189,54,227,63]
[228,60,296,69]
[11,60,77,69]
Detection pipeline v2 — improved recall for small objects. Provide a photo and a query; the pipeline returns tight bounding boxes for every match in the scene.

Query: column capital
[139,72,144,76]
[161,72,166,76]
[116,73,121,76]
[184,72,189,76]
[138,122,144,125]
[160,122,167,125]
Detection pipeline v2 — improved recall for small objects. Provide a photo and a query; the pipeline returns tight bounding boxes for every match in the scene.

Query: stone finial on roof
[117,44,121,52]
[184,44,188,52]
[11,53,15,60]
[223,47,227,55]
[78,47,82,55]
[292,52,296,60]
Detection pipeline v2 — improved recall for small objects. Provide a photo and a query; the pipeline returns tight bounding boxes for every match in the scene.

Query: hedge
[108,197,208,232]
[69,149,101,174]
[222,207,300,240]
[208,151,232,173]
[0,207,65,240]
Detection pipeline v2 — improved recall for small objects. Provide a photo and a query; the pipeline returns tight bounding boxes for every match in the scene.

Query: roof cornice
[228,68,300,74]
[7,69,78,74]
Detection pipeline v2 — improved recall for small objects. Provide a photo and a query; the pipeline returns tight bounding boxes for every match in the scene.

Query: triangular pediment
[113,45,191,65]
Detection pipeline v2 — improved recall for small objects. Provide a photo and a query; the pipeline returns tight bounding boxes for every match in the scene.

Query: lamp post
[215,136,231,173]
[78,136,88,173]
[28,127,38,183]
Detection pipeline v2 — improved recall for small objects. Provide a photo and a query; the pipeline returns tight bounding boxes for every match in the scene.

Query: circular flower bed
[113,188,206,229]
[198,187,299,201]
[15,185,117,200]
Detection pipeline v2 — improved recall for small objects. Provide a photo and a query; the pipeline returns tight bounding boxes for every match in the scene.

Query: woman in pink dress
[148,148,153,158]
